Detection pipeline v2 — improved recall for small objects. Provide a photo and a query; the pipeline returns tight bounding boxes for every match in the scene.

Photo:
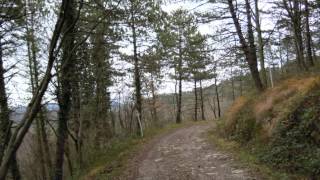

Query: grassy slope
[209,75,320,179]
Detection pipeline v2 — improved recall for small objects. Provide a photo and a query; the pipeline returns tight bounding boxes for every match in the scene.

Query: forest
[0,0,320,179]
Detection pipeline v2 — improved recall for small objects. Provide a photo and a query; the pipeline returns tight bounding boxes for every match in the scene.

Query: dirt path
[122,123,258,180]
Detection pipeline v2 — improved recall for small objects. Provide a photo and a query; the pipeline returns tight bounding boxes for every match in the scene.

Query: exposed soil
[120,122,260,180]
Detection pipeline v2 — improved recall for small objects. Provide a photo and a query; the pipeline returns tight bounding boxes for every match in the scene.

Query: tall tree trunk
[245,0,264,90]
[0,38,10,174]
[25,10,52,178]
[150,76,158,124]
[214,78,221,118]
[304,0,314,66]
[227,0,264,91]
[10,153,20,180]
[283,0,308,70]
[71,67,81,168]
[239,69,243,96]
[176,34,183,124]
[130,2,143,135]
[0,38,21,180]
[54,0,76,179]
[39,111,52,178]
[199,79,205,120]
[231,68,235,101]
[210,97,217,119]
[118,92,125,130]
[194,79,198,121]
[254,0,268,86]
[26,27,46,180]
[92,19,112,144]
[278,32,285,73]
[35,118,47,179]
[0,0,66,177]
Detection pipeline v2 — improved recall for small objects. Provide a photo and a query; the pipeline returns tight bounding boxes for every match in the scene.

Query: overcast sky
[6,0,277,106]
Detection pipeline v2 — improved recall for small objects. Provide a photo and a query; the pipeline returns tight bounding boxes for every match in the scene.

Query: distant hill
[10,103,59,123]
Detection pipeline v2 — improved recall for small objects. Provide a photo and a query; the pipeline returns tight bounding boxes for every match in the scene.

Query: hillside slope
[216,76,320,178]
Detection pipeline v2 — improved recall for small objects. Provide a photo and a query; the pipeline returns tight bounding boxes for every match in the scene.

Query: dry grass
[221,76,320,139]
[221,96,248,137]
[255,77,320,138]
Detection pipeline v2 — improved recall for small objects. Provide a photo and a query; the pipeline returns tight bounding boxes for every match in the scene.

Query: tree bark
[176,33,183,124]
[194,79,198,121]
[239,69,243,96]
[0,36,21,180]
[54,0,76,179]
[214,78,221,118]
[199,79,205,120]
[231,68,235,101]
[92,13,112,144]
[304,0,314,66]
[118,92,125,131]
[150,76,158,124]
[254,0,268,86]
[227,0,264,91]
[0,38,10,172]
[130,1,143,135]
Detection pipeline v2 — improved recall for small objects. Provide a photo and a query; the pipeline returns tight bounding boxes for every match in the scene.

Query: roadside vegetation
[212,75,320,179]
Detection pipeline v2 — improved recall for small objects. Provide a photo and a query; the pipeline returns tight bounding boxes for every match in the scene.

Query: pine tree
[160,9,198,123]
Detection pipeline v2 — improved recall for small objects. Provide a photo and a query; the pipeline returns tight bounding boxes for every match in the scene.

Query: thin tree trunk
[64,143,73,178]
[150,76,158,124]
[239,70,243,96]
[92,19,113,143]
[304,0,314,66]
[130,2,143,135]
[278,32,284,73]
[231,69,235,101]
[0,41,20,180]
[199,79,205,120]
[25,10,52,178]
[208,97,217,119]
[176,33,183,124]
[282,0,308,71]
[194,79,198,121]
[214,78,221,118]
[0,38,10,171]
[10,153,21,180]
[35,118,47,179]
[212,97,217,119]
[173,77,177,119]
[118,92,125,130]
[254,0,268,86]
[39,111,53,178]
[71,75,81,169]
[0,38,21,180]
